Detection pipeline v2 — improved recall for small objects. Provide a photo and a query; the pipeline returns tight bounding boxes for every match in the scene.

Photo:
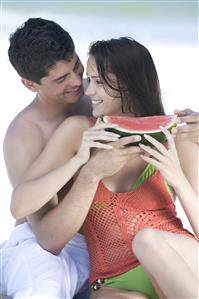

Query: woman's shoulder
[59,115,95,132]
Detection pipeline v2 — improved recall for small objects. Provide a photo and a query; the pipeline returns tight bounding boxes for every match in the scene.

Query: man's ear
[21,78,38,92]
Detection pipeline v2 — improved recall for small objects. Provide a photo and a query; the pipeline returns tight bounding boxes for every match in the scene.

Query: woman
[82,37,198,299]
[10,37,198,299]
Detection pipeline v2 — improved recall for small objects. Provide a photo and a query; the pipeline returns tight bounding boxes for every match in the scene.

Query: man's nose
[69,72,82,87]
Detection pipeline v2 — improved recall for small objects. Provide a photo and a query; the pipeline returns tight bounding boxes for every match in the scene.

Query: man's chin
[64,90,84,104]
[72,88,84,99]
[78,88,84,98]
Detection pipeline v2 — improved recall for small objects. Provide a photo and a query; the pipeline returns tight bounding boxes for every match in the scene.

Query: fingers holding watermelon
[112,135,142,148]
[173,109,199,143]
[93,117,119,131]
[143,133,168,155]
[76,124,121,164]
[139,127,184,188]
[87,139,143,179]
[160,126,177,152]
[76,119,143,165]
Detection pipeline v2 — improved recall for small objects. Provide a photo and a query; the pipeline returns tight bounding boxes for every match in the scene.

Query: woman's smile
[91,99,103,106]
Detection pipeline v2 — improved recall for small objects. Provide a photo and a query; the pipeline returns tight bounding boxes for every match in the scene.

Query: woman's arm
[11,116,119,219]
[139,128,199,238]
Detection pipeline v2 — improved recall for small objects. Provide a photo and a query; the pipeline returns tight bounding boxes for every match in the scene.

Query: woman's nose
[85,81,95,96]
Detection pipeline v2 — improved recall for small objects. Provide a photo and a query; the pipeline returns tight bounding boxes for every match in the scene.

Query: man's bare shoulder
[4,111,44,149]
[4,101,43,142]
[3,110,45,186]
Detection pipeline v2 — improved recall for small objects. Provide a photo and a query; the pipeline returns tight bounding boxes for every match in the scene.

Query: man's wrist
[71,155,85,168]
[80,163,101,183]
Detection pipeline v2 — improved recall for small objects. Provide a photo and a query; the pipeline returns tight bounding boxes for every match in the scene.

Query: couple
[1,18,198,299]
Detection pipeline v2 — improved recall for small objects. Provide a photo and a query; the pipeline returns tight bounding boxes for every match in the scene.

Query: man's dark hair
[89,37,165,116]
[8,18,75,84]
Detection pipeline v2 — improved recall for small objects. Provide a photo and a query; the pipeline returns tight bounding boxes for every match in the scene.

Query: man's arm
[28,135,142,254]
[9,117,119,219]
[27,167,101,254]
[5,116,89,219]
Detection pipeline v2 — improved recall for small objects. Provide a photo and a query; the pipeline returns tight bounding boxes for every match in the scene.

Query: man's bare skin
[0,18,92,299]
[3,49,93,236]
[4,61,91,223]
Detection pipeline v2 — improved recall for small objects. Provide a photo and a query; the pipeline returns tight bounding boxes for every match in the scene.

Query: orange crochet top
[83,166,194,285]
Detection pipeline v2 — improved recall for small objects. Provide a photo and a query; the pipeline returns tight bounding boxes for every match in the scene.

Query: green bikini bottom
[104,265,160,299]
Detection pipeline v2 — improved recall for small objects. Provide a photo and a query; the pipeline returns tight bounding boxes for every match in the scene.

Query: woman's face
[85,56,123,118]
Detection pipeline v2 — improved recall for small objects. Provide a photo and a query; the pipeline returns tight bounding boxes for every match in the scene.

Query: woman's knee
[132,228,162,258]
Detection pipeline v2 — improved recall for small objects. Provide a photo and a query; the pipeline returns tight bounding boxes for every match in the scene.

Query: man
[1,17,93,299]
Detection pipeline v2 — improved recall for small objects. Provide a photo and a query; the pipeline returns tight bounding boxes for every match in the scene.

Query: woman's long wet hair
[88,37,165,116]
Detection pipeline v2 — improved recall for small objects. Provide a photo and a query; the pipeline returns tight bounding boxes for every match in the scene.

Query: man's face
[36,53,84,105]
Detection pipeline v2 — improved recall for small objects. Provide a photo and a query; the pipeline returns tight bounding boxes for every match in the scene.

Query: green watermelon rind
[103,115,177,145]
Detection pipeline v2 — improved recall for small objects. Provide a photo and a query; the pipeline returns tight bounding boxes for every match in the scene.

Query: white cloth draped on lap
[0,223,89,299]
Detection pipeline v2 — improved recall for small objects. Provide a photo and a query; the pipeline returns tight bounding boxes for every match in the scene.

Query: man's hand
[75,121,120,164]
[172,109,199,144]
[84,135,142,180]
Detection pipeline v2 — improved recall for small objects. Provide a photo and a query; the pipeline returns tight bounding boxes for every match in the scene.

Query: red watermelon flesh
[102,115,177,145]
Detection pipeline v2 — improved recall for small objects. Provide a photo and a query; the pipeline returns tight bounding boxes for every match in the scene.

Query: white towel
[0,223,89,299]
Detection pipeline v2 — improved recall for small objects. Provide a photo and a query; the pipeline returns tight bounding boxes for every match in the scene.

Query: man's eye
[96,80,103,85]
[87,77,90,83]
[57,77,66,84]
[74,62,83,75]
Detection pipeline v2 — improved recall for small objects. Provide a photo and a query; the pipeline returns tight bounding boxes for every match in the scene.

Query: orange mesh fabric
[83,170,194,285]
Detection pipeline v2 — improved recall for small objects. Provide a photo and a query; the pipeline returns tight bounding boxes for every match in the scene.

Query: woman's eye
[96,80,103,85]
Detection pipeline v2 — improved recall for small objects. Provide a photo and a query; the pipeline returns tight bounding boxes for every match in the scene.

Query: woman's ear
[21,78,37,92]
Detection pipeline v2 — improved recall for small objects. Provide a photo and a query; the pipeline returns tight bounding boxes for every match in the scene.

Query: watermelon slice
[102,115,177,145]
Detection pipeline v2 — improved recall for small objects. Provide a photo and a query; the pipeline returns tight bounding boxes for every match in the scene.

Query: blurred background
[0,0,198,241]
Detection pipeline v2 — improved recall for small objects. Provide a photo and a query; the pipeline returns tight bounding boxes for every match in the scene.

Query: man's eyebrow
[53,56,80,82]
[53,73,69,82]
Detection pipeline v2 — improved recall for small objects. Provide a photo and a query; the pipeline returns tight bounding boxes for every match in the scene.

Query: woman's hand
[139,127,185,189]
[84,135,142,180]
[75,118,120,164]
[173,109,199,144]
